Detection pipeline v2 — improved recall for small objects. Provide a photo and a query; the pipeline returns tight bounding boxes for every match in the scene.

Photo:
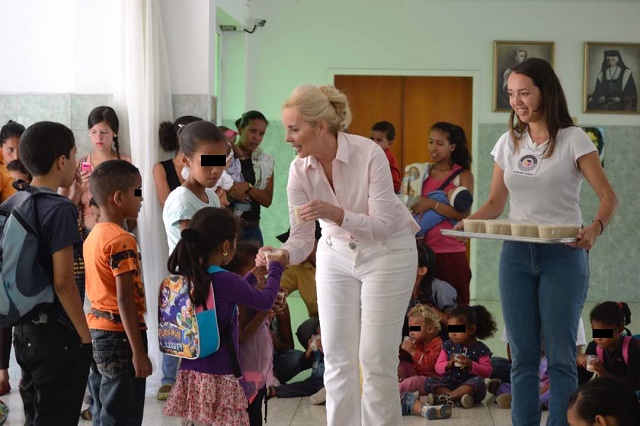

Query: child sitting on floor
[423,305,496,408]
[398,304,443,393]
[494,349,550,409]
[267,325,325,400]
[577,302,639,398]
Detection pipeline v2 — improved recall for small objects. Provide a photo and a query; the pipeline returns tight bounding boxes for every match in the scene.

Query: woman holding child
[462,58,617,425]
[228,110,274,246]
[410,122,474,305]
[257,84,419,426]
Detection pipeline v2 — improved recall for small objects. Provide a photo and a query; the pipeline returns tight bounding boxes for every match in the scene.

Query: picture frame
[584,42,640,114]
[493,41,555,112]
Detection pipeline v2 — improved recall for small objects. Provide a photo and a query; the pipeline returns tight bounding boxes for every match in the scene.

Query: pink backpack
[595,336,636,365]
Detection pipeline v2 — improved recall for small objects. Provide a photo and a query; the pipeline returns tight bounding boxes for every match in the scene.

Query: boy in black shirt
[13,121,92,424]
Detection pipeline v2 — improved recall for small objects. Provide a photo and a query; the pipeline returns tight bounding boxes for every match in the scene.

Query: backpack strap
[596,345,604,364]
[597,336,633,366]
[437,167,465,191]
[622,335,631,366]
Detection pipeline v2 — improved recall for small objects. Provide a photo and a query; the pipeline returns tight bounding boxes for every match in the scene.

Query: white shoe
[309,387,326,405]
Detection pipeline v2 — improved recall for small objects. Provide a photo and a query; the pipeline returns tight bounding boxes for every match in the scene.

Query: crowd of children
[0,112,637,426]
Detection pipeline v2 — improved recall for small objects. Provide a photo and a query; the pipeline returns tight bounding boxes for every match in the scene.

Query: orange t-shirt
[84,222,146,331]
[0,163,16,202]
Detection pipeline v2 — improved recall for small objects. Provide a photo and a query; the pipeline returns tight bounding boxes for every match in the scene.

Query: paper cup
[538,224,578,239]
[265,249,283,263]
[293,205,304,224]
[557,225,580,238]
[538,224,560,239]
[454,354,465,368]
[525,224,539,238]
[586,355,599,372]
[510,222,529,237]
[463,219,480,233]
[485,220,502,234]
[499,222,511,235]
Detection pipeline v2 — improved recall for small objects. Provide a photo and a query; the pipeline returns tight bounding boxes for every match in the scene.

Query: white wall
[0,0,220,95]
[0,0,76,92]
[73,0,117,93]
[244,0,640,126]
[159,0,211,94]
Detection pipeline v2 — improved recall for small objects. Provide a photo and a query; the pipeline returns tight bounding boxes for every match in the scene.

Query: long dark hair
[568,377,640,426]
[507,58,574,159]
[158,115,202,152]
[415,243,438,304]
[167,208,239,306]
[449,305,497,340]
[431,122,471,170]
[88,106,121,159]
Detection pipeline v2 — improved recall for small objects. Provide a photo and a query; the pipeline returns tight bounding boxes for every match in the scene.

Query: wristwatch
[247,183,254,192]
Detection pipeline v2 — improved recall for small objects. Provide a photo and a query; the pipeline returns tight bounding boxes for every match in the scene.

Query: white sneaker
[309,387,326,405]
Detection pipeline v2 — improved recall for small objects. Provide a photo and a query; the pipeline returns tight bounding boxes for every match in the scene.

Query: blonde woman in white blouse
[258,84,419,426]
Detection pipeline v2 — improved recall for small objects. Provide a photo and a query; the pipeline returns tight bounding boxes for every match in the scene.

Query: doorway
[333,75,473,171]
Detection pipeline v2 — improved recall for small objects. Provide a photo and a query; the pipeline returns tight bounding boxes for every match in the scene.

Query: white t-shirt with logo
[491,127,597,225]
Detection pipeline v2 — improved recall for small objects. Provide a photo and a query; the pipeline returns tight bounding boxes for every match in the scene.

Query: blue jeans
[241,226,264,246]
[89,330,148,425]
[273,349,306,384]
[161,353,179,386]
[499,242,588,426]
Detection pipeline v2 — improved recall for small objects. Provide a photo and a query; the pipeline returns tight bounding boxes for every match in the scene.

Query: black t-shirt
[578,337,640,391]
[239,158,260,222]
[28,187,83,330]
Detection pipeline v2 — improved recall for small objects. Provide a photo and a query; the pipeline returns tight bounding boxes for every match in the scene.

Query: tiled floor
[4,300,639,425]
[2,381,548,425]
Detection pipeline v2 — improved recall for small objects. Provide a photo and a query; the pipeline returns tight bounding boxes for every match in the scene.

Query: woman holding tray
[459,58,617,426]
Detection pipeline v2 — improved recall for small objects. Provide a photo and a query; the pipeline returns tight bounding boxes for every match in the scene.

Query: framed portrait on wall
[493,41,555,112]
[584,42,640,114]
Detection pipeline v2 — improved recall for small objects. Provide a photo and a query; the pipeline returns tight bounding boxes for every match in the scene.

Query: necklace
[603,345,620,365]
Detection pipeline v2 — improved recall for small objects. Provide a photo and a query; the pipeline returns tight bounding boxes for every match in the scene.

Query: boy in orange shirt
[370,121,401,193]
[84,160,151,425]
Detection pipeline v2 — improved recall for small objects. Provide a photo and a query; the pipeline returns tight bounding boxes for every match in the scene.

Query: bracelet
[594,219,604,235]
[434,202,440,212]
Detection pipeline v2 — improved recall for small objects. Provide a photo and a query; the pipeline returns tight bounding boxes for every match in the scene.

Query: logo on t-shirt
[518,154,538,172]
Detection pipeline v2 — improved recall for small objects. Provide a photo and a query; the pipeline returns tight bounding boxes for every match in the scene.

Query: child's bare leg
[433,386,452,395]
[449,385,474,401]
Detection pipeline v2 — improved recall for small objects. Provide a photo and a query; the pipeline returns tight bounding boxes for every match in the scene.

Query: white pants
[316,233,417,426]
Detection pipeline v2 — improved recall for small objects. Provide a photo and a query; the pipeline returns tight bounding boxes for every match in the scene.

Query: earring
[223,251,228,256]
[181,166,189,180]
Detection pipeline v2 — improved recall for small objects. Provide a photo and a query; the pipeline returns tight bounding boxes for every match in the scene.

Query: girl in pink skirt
[162,208,284,425]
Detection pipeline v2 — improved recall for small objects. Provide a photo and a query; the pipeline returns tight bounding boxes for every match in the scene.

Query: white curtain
[113,0,173,391]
